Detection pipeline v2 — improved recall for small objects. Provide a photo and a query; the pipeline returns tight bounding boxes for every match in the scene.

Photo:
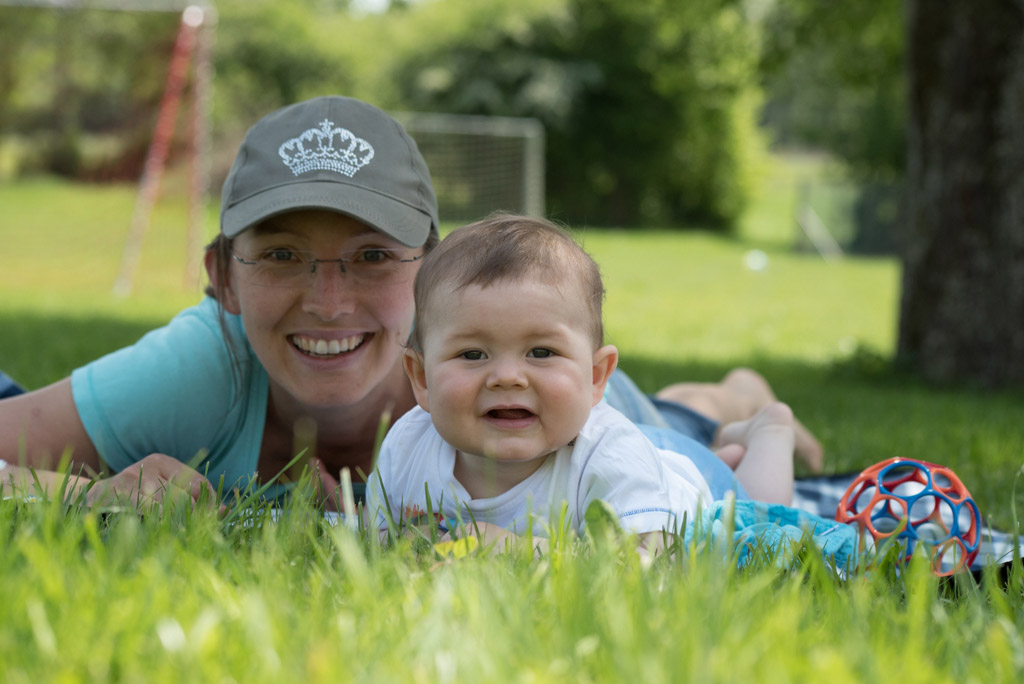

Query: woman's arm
[0,460,91,498]
[0,379,218,508]
[0,378,102,473]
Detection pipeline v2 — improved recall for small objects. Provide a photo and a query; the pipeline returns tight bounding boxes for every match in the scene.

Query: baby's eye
[528,348,554,358]
[460,350,485,361]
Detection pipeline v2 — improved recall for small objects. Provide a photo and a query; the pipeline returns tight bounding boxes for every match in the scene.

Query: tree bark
[899,0,1024,386]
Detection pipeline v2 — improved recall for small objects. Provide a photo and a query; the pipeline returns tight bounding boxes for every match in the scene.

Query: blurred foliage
[388,0,763,228]
[0,0,904,231]
[754,0,905,255]
[211,0,356,138]
[0,7,177,178]
[758,0,905,183]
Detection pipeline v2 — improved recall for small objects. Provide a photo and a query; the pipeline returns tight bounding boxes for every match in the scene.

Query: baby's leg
[715,402,795,505]
[656,367,823,472]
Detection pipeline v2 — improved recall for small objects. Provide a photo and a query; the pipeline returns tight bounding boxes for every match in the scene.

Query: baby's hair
[412,213,605,351]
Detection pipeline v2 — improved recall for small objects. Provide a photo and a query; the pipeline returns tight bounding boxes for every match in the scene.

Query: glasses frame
[230,248,423,285]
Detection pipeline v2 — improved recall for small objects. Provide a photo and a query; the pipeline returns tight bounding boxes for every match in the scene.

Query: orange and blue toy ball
[835,457,980,576]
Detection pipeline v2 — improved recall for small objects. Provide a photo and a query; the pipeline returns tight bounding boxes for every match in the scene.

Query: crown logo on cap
[278,119,375,177]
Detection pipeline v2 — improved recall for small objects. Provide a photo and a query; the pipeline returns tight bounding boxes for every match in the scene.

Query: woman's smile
[290,333,368,357]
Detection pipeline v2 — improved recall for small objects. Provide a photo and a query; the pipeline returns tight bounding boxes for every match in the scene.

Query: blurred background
[0,0,902,246]
[4,0,1023,392]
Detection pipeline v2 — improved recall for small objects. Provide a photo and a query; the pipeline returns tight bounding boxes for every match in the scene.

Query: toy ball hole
[872,515,904,536]
[880,464,921,488]
[852,485,879,513]
[932,471,952,489]
[892,480,926,500]
[956,504,977,535]
[934,496,958,530]
[909,493,942,522]
[914,521,948,544]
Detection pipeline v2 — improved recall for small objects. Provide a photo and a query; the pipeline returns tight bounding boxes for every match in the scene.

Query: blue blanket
[684,498,860,572]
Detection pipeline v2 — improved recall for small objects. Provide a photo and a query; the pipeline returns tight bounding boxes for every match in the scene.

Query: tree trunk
[899,0,1024,386]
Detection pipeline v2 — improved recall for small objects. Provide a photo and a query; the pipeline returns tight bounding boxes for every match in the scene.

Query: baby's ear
[403,349,430,412]
[590,345,619,406]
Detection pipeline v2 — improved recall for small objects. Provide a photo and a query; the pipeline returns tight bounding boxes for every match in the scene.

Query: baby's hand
[443,521,515,549]
[438,521,548,557]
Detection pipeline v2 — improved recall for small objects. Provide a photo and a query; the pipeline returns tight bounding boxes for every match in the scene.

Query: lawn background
[0,154,1023,682]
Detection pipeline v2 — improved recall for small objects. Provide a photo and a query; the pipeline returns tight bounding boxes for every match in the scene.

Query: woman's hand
[85,453,220,510]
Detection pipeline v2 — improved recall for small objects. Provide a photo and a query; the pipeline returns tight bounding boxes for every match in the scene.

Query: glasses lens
[347,248,407,284]
[234,248,419,287]
[234,250,309,286]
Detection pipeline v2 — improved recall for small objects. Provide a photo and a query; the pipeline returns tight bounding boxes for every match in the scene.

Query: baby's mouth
[291,334,366,357]
[487,408,535,420]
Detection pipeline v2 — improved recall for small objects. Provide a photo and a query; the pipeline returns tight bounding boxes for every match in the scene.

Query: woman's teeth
[292,335,365,356]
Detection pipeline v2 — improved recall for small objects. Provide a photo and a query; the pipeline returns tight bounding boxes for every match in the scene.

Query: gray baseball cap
[220,96,439,247]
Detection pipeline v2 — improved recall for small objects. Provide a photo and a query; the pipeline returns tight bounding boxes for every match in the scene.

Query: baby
[366,214,793,551]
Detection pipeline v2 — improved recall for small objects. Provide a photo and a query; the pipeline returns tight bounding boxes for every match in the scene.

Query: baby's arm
[577,417,706,557]
[636,531,674,558]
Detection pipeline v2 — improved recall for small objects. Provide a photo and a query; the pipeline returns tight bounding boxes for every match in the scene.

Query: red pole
[114,6,202,296]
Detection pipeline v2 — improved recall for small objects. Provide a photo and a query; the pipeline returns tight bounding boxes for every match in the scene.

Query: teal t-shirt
[71,297,269,495]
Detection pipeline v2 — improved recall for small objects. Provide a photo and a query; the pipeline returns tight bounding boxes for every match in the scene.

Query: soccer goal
[393,112,546,224]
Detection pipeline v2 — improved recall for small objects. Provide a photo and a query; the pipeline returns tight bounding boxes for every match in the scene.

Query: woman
[0,95,819,508]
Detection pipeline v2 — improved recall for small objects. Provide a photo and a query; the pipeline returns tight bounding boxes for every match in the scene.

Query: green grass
[0,489,1021,682]
[1,159,1023,681]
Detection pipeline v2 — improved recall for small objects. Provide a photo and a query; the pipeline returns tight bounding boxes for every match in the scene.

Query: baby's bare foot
[722,369,823,472]
[718,401,794,448]
[717,401,795,505]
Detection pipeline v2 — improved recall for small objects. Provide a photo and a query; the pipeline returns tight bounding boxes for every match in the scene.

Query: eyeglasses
[231,247,423,288]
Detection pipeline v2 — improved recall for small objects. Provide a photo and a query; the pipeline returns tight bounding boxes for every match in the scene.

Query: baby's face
[414,277,607,465]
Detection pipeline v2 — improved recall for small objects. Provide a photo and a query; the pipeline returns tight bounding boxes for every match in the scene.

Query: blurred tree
[213,0,354,134]
[0,6,178,178]
[759,0,904,182]
[0,1,361,180]
[391,0,762,228]
[758,0,904,254]
[898,0,1024,387]
[0,8,39,136]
